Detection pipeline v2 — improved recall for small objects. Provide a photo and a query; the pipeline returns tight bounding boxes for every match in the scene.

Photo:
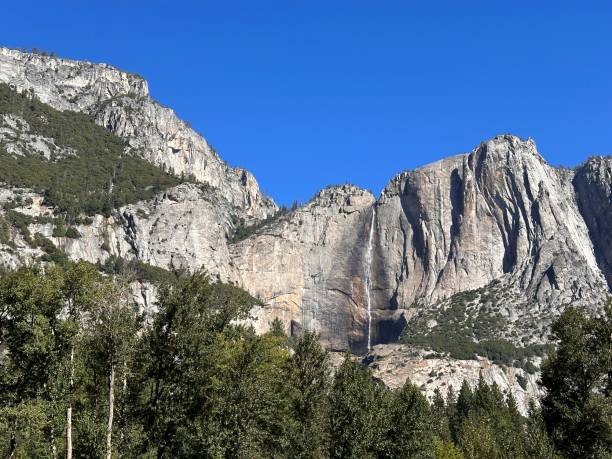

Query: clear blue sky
[4,1,611,205]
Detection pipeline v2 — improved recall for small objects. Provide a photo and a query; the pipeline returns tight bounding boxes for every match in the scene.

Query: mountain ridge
[0,48,610,411]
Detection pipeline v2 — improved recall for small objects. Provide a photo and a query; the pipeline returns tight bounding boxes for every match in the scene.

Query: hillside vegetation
[0,83,181,220]
[1,263,610,457]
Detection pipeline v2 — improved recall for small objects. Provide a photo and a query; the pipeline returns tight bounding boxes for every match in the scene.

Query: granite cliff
[0,48,610,410]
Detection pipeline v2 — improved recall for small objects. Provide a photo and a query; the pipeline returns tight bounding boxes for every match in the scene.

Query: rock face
[0,48,611,402]
[574,156,612,289]
[0,47,276,221]
[363,344,541,415]
[0,114,76,159]
[120,184,236,279]
[230,185,378,351]
[375,136,602,307]
[232,136,610,353]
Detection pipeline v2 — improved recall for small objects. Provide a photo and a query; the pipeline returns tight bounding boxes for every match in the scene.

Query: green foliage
[288,331,331,458]
[434,437,464,459]
[328,356,387,458]
[432,388,452,442]
[0,263,99,457]
[0,216,11,246]
[52,221,80,239]
[98,255,181,285]
[229,206,292,243]
[5,210,33,243]
[269,316,286,338]
[524,401,560,459]
[444,376,545,459]
[0,83,181,220]
[64,226,81,238]
[1,263,599,458]
[130,273,284,457]
[77,280,140,459]
[33,233,70,265]
[403,333,546,372]
[516,374,528,391]
[383,381,435,458]
[457,415,502,459]
[541,302,612,458]
[401,287,549,371]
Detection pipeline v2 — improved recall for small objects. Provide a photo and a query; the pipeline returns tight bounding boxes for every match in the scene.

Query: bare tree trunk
[6,431,16,459]
[66,346,74,459]
[119,361,127,446]
[106,364,115,459]
[50,426,57,459]
[46,381,57,459]
[123,360,127,392]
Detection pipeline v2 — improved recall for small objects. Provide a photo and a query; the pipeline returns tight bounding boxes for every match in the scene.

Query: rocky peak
[307,184,375,211]
[232,134,609,355]
[0,47,276,221]
[473,134,540,162]
[0,47,148,111]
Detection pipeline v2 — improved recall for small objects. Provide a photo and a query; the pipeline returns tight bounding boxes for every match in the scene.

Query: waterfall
[365,205,376,351]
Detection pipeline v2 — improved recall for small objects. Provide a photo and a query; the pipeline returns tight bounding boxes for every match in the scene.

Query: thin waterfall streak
[365,206,376,351]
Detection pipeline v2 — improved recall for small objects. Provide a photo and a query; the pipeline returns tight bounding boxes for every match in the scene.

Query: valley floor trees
[0,262,610,458]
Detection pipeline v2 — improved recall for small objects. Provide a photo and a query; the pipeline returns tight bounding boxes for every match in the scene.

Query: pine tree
[288,331,331,458]
[384,380,435,458]
[452,380,473,441]
[541,302,612,458]
[432,388,451,442]
[524,401,559,459]
[269,317,286,338]
[328,356,381,458]
[457,415,500,459]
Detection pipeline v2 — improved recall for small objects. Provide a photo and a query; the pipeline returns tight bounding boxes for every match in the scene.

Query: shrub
[228,206,291,243]
[33,233,69,265]
[516,374,528,390]
[5,210,33,243]
[99,255,181,285]
[65,227,81,238]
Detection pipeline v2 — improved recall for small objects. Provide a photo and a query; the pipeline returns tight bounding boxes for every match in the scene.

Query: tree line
[0,262,610,458]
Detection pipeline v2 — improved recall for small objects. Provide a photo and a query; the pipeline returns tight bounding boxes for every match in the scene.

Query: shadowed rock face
[574,156,612,289]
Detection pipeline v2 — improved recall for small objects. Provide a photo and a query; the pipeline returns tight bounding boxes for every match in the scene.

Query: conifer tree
[289,331,331,458]
[541,303,612,458]
[384,380,435,458]
[328,357,381,458]
[432,388,451,442]
[524,401,559,459]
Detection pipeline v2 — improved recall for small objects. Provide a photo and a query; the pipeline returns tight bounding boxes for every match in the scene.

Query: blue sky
[3,1,611,205]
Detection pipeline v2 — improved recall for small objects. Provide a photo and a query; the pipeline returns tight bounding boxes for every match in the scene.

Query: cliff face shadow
[375,312,408,345]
